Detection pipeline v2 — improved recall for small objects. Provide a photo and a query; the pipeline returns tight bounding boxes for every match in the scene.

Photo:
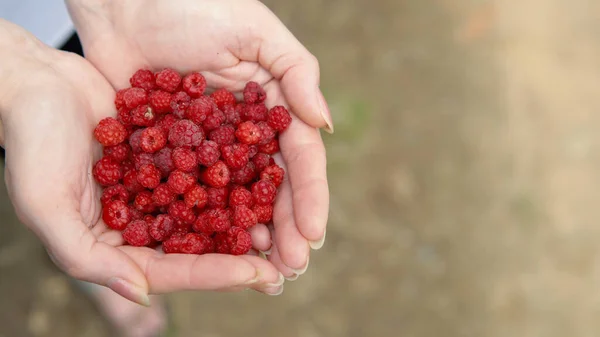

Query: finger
[248,223,272,252]
[266,237,297,280]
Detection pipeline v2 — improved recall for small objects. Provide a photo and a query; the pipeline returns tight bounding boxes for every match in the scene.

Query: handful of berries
[92,68,291,256]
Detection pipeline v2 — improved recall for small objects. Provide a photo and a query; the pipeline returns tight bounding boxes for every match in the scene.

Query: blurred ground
[3,0,600,336]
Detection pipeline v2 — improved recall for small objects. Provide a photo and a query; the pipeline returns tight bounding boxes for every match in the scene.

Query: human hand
[0,19,285,305]
[67,0,332,279]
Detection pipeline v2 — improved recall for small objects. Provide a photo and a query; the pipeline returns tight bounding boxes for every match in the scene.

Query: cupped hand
[67,0,331,278]
[0,20,284,305]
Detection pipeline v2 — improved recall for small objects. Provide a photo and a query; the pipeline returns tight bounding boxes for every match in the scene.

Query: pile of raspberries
[92,68,291,256]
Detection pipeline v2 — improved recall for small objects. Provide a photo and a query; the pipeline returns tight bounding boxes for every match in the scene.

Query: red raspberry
[133,152,154,170]
[243,81,266,104]
[115,89,127,112]
[172,147,198,172]
[260,164,285,187]
[93,157,123,186]
[235,121,261,145]
[122,220,153,247]
[211,88,236,109]
[241,103,268,122]
[123,169,144,193]
[248,145,258,158]
[128,129,144,153]
[155,68,182,93]
[224,105,241,126]
[208,124,236,145]
[152,183,176,206]
[213,232,230,254]
[123,88,149,109]
[129,206,144,221]
[134,190,156,213]
[102,200,132,230]
[153,147,175,177]
[253,204,273,223]
[144,215,156,224]
[103,143,131,162]
[267,105,292,131]
[258,138,279,154]
[201,161,230,188]
[202,108,226,131]
[233,206,257,230]
[163,233,186,253]
[184,185,208,209]
[168,200,196,225]
[192,212,212,235]
[140,127,167,153]
[221,143,250,170]
[122,159,135,174]
[173,218,192,235]
[206,209,232,232]
[207,187,229,209]
[230,162,256,185]
[229,186,253,208]
[117,106,133,125]
[226,227,253,255]
[186,97,214,125]
[181,233,213,254]
[130,69,156,91]
[149,214,175,242]
[182,72,207,98]
[251,180,277,205]
[170,91,191,118]
[131,104,156,126]
[167,170,195,194]
[101,184,130,206]
[196,140,220,167]
[256,121,276,145]
[169,119,204,147]
[155,114,179,133]
[149,90,172,114]
[252,153,271,172]
[94,117,127,146]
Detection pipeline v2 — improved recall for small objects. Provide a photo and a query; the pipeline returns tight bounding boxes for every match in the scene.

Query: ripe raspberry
[241,103,268,122]
[206,209,232,232]
[256,121,276,145]
[248,145,258,158]
[224,105,241,126]
[267,105,292,131]
[168,200,196,225]
[149,90,172,114]
[186,96,214,125]
[130,206,144,221]
[123,169,144,193]
[196,140,220,167]
[128,129,144,153]
[253,204,273,223]
[226,227,253,255]
[173,218,192,235]
[152,183,176,206]
[117,106,133,125]
[221,143,250,170]
[170,91,191,118]
[114,89,127,112]
[184,185,208,209]
[167,170,196,194]
[155,114,179,133]
[180,233,213,254]
[201,161,230,187]
[154,147,175,177]
[101,184,130,206]
[208,124,236,145]
[133,152,154,170]
[258,138,279,154]
[93,157,123,186]
[140,127,167,153]
[103,143,131,162]
[131,104,156,126]
[211,88,236,109]
[102,200,132,230]
[149,214,175,241]
[134,190,157,213]
[182,72,207,98]
[230,162,257,185]
[172,147,198,172]
[233,205,257,230]
[155,68,182,93]
[252,153,271,173]
[130,69,156,91]
[260,164,285,187]
[213,232,230,254]
[251,180,277,205]
[122,220,153,247]
[202,108,226,131]
[163,233,186,253]
[229,186,253,208]
[94,117,127,146]
[192,212,212,235]
[123,88,149,109]
[243,81,266,104]
[122,159,135,173]
[207,187,229,209]
[144,215,156,224]
[169,119,204,147]
[235,121,261,145]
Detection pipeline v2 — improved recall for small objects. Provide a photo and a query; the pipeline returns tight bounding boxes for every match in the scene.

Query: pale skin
[0,0,331,312]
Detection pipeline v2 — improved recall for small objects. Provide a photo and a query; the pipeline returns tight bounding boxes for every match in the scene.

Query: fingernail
[284,273,299,281]
[290,256,310,276]
[243,269,263,286]
[317,90,334,134]
[106,278,150,307]
[264,284,284,296]
[264,272,284,288]
[260,247,272,256]
[309,229,326,250]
